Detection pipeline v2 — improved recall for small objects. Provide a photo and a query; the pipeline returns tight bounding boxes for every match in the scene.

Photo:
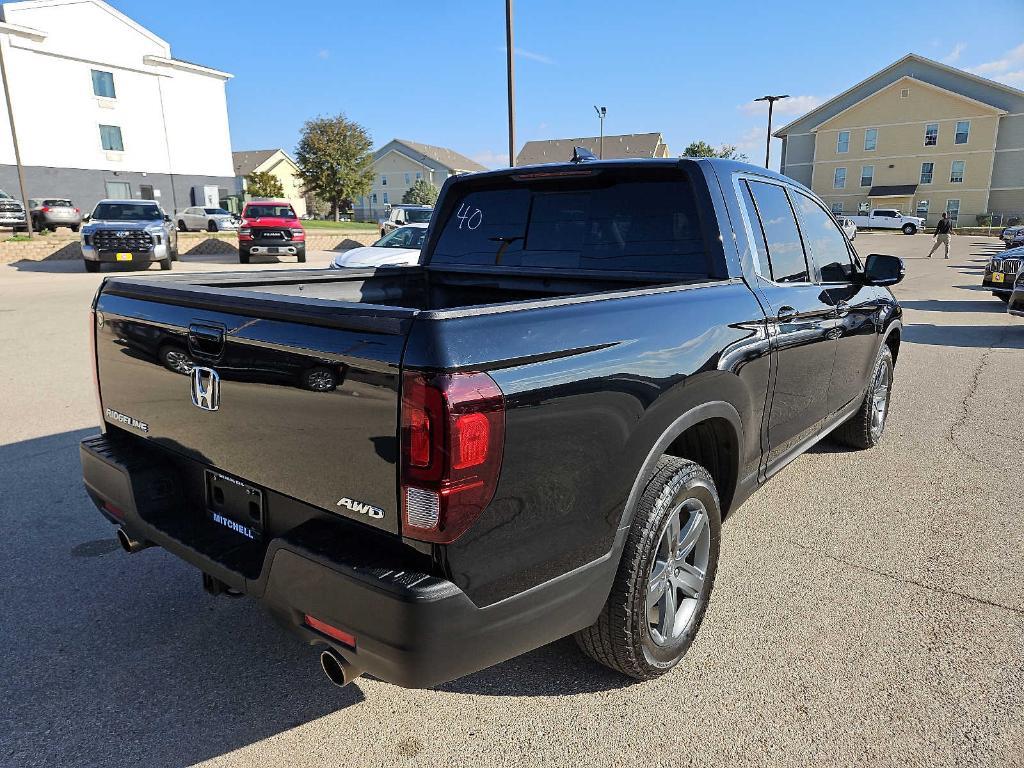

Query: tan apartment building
[232,149,306,217]
[356,139,486,220]
[776,54,1024,226]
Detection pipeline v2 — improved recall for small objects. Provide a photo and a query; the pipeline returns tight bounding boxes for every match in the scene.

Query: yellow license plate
[115,252,133,261]
[992,272,1005,283]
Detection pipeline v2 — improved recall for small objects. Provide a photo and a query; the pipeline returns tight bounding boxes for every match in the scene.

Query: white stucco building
[0,0,234,214]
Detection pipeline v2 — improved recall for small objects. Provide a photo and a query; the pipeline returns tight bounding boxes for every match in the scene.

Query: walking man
[927,212,955,258]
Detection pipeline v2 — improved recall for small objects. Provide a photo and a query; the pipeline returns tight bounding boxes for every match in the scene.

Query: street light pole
[0,32,32,237]
[505,0,516,167]
[594,106,607,158]
[754,94,789,169]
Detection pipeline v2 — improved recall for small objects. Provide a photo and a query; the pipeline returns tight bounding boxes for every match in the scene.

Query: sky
[120,0,1024,171]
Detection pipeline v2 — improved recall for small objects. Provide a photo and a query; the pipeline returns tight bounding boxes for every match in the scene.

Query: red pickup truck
[238,200,305,264]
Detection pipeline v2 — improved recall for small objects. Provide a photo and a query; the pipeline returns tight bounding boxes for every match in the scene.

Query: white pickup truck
[847,208,925,235]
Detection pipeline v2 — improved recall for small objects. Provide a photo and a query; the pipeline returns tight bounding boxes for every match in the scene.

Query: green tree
[245,170,285,198]
[295,113,374,221]
[401,179,440,206]
[681,141,748,161]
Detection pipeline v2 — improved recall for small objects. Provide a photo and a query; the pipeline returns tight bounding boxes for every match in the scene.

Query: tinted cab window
[745,181,809,282]
[791,192,855,282]
[431,169,712,276]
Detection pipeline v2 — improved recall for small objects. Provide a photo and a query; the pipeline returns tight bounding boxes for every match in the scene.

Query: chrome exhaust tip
[116,526,152,554]
[319,649,362,687]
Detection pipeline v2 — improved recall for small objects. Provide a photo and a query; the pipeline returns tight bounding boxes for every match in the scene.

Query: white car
[329,224,427,269]
[838,217,857,241]
[177,206,240,232]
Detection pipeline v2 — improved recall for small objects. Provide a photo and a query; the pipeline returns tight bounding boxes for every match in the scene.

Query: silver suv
[80,200,178,273]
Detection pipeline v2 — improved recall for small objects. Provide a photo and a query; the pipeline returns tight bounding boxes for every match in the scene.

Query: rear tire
[902,224,917,235]
[159,258,172,271]
[833,345,894,449]
[575,456,721,680]
[177,220,188,232]
[84,260,100,273]
[71,225,80,233]
[207,220,218,232]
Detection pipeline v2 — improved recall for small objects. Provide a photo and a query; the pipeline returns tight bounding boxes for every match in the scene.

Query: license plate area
[267,247,280,254]
[992,272,1005,283]
[115,252,133,261]
[205,470,263,540]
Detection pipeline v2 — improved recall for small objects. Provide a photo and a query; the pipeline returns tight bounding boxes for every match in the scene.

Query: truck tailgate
[93,288,411,535]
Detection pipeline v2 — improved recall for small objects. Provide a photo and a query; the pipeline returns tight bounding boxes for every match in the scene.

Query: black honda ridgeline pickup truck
[81,157,905,688]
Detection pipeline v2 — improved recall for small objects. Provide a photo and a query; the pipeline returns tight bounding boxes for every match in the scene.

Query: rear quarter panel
[406,281,770,606]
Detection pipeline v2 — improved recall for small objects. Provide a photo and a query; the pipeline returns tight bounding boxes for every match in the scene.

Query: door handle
[775,305,797,322]
[835,300,851,318]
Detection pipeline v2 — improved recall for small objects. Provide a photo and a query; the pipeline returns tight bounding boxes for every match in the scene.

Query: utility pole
[594,106,607,158]
[754,94,788,169]
[505,0,516,167]
[0,32,33,237]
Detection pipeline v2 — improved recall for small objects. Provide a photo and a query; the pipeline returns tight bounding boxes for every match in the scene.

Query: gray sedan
[28,198,82,232]
[177,206,240,232]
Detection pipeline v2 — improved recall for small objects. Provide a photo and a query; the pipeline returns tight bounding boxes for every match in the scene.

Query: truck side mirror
[863,254,905,286]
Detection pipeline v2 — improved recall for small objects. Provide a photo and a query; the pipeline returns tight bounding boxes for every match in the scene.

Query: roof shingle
[515,133,668,166]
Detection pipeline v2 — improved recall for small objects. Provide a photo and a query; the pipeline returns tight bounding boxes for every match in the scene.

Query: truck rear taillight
[400,371,504,544]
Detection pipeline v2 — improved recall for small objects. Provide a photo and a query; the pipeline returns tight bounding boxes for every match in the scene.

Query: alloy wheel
[870,360,890,440]
[647,498,711,645]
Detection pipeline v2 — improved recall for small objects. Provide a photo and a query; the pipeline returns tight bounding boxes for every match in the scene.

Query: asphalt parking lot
[1,233,1022,767]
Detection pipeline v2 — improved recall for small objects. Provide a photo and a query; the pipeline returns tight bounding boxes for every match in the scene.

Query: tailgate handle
[188,323,226,359]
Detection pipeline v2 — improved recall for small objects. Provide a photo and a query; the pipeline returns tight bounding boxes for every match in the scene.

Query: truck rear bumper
[80,433,612,688]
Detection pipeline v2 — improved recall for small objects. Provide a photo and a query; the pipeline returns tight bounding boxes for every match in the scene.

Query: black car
[81,157,904,689]
[983,247,1023,303]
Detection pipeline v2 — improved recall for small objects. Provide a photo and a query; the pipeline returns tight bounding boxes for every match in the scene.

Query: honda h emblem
[190,366,220,411]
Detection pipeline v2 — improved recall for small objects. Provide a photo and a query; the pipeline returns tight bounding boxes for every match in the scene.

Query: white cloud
[999,70,1024,87]
[317,49,330,60]
[739,94,828,117]
[498,46,554,65]
[966,42,1024,78]
[942,42,966,64]
[471,149,510,169]
[735,126,765,153]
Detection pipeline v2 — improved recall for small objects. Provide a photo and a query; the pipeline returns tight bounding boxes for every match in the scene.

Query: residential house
[357,139,487,220]
[775,54,1024,226]
[0,0,234,214]
[232,148,306,217]
[516,132,670,166]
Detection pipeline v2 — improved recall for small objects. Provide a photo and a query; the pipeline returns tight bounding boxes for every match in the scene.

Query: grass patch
[5,235,33,242]
[301,220,378,231]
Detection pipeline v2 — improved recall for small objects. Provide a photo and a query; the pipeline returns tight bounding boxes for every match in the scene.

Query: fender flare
[881,318,903,363]
[613,400,744,539]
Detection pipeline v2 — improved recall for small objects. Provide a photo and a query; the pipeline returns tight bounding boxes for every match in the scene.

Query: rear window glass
[245,205,295,218]
[430,170,711,275]
[44,199,73,207]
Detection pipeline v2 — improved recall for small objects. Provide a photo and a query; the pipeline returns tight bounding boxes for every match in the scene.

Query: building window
[139,184,154,200]
[380,174,387,186]
[91,70,115,98]
[371,193,378,205]
[104,181,131,199]
[858,201,870,214]
[836,131,850,153]
[924,123,938,146]
[950,160,965,183]
[830,201,843,215]
[382,192,389,204]
[415,172,423,181]
[945,199,960,224]
[99,124,124,151]
[860,165,874,187]
[954,120,970,145]
[404,173,411,185]
[900,88,910,98]
[916,200,929,222]
[833,167,847,189]
[920,162,934,184]
[864,128,877,151]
